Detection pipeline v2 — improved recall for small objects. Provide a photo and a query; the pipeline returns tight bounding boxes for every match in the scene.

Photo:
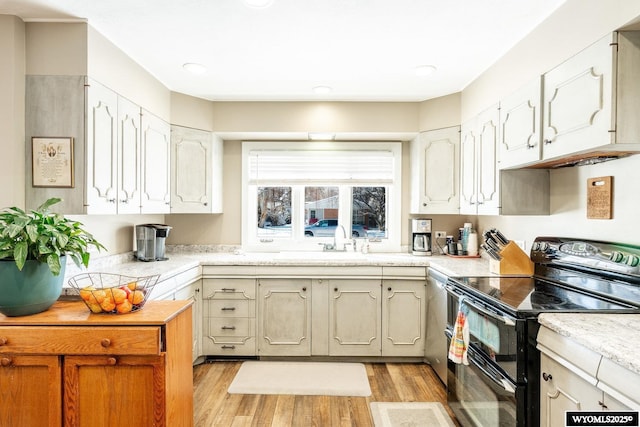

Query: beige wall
[25,22,87,76]
[0,15,25,208]
[418,93,461,131]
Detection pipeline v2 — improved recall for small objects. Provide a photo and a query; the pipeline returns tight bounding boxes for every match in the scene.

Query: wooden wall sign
[587,176,612,219]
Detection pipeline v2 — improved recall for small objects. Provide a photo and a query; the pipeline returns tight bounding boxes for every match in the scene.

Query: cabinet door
[382,280,425,357]
[410,127,460,214]
[0,355,61,427]
[499,77,542,169]
[476,105,500,214]
[257,279,312,356]
[117,96,142,214]
[540,353,602,427]
[170,126,212,213]
[425,270,448,384]
[63,354,165,427]
[86,79,118,214]
[174,280,202,363]
[542,34,614,160]
[140,110,171,214]
[328,279,381,356]
[459,120,477,215]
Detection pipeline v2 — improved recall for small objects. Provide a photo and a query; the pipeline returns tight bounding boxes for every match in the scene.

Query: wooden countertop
[0,299,192,326]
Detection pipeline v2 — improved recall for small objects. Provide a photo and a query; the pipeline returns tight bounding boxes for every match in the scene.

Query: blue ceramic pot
[0,257,66,316]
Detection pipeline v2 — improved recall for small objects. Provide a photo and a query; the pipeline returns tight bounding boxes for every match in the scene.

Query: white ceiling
[2,0,566,102]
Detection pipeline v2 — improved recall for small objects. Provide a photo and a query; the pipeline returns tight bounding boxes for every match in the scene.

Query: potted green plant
[0,198,106,316]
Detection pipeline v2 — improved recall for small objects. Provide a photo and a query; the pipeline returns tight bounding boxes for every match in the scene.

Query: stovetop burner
[529,290,565,308]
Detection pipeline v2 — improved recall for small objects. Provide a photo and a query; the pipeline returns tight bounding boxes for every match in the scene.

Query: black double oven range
[445,237,640,427]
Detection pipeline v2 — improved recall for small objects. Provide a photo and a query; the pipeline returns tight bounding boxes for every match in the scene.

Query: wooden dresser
[0,300,193,427]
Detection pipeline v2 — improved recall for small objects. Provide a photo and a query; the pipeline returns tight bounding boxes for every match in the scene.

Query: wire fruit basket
[68,273,160,314]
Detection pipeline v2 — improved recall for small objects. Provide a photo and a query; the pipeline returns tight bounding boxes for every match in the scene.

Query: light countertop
[538,313,640,376]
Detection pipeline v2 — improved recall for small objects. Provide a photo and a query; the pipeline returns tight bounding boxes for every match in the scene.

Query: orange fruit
[100,296,116,312]
[111,288,127,304]
[93,289,106,304]
[116,299,133,314]
[79,286,95,301]
[126,281,138,291]
[87,302,103,313]
[128,290,145,305]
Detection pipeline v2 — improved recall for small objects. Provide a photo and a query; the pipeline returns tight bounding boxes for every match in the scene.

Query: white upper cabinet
[460,104,500,215]
[85,80,141,214]
[140,109,171,214]
[498,77,543,169]
[542,31,640,163]
[410,126,460,214]
[170,125,223,214]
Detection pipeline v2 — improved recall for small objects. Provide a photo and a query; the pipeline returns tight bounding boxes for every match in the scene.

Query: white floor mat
[227,361,371,396]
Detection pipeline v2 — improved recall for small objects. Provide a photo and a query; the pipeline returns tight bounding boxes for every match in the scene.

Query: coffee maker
[136,224,172,261]
[410,218,432,256]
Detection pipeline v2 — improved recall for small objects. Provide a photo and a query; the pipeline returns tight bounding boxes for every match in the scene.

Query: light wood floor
[193,361,460,426]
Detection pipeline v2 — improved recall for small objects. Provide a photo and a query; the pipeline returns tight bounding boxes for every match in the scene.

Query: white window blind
[248,149,395,184]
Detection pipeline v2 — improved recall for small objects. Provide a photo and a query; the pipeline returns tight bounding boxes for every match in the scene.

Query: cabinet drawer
[0,326,161,355]
[205,299,253,317]
[202,337,256,356]
[203,278,256,299]
[207,317,253,338]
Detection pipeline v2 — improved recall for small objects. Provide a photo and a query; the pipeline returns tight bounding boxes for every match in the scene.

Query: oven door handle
[467,351,517,394]
[445,285,516,326]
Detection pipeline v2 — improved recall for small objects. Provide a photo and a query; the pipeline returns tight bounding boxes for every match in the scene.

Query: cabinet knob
[101,338,111,348]
[0,357,11,367]
[388,287,392,291]
[0,337,7,346]
[422,203,427,207]
[107,198,116,203]
[598,400,608,409]
[542,372,552,381]
[107,357,117,365]
[334,288,339,292]
[120,199,129,204]
[543,139,552,145]
[204,202,208,206]
[302,287,307,292]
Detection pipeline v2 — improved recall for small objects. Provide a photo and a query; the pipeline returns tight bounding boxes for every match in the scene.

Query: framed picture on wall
[32,137,74,188]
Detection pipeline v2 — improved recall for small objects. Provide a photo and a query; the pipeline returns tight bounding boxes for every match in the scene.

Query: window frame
[241,141,402,252]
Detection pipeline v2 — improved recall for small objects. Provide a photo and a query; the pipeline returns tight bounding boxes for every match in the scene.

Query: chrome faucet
[334,224,347,251]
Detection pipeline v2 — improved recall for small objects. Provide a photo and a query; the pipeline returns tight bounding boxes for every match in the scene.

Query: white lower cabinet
[329,279,382,356]
[202,278,256,356]
[382,280,426,357]
[539,353,603,427]
[174,279,202,363]
[257,278,312,356]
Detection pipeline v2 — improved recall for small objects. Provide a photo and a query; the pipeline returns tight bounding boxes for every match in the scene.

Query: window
[243,141,401,252]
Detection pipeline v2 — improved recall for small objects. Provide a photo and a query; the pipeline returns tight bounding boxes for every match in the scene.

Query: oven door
[446,330,522,427]
[446,284,519,381]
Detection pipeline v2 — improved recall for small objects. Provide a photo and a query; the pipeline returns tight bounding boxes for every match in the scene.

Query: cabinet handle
[542,372,552,381]
[0,337,7,346]
[221,326,236,330]
[221,288,236,292]
[334,288,339,292]
[221,307,236,311]
[120,199,129,204]
[302,287,307,292]
[221,345,236,349]
[543,139,552,145]
[598,401,608,409]
[204,202,208,206]
[107,198,116,203]
[526,143,535,149]
[0,357,11,366]
[101,338,111,348]
[388,287,392,291]
[107,357,117,365]
[422,203,427,207]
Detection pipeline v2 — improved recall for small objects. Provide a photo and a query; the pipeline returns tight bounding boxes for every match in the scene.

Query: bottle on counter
[461,223,472,255]
[467,229,478,256]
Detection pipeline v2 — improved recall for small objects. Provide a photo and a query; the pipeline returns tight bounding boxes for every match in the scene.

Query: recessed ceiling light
[308,132,335,141]
[313,85,332,95]
[183,63,207,75]
[415,65,437,77]
[243,0,274,8]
